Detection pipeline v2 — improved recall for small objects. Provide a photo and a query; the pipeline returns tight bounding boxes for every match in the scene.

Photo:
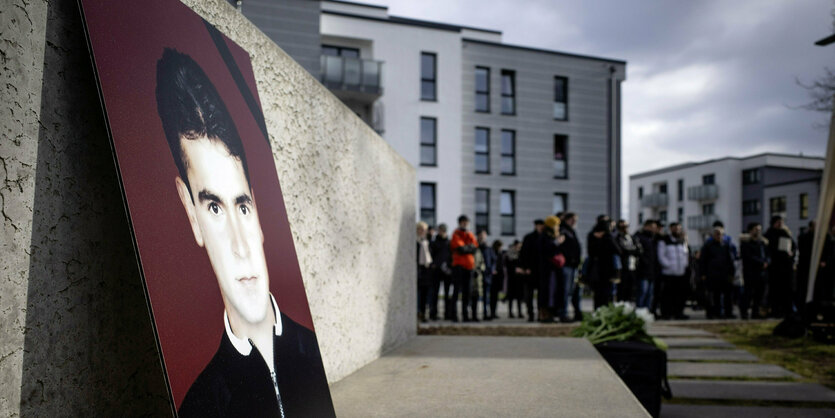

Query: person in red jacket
[450,215,479,322]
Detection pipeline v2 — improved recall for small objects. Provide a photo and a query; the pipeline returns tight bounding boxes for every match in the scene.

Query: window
[501,70,515,115]
[554,135,568,179]
[553,193,568,215]
[702,174,715,185]
[554,76,568,120]
[677,207,684,222]
[659,210,668,225]
[322,44,359,57]
[743,168,761,185]
[420,117,436,166]
[638,186,644,199]
[420,183,436,227]
[638,212,644,225]
[500,190,515,235]
[659,183,668,195]
[770,196,787,215]
[475,127,490,173]
[420,52,436,101]
[475,67,490,112]
[677,179,684,202]
[500,130,515,175]
[743,200,761,216]
[702,203,715,215]
[475,188,490,234]
[800,193,809,219]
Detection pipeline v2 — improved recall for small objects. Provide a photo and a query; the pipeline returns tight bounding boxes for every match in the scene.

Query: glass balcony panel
[344,58,361,86]
[324,55,343,84]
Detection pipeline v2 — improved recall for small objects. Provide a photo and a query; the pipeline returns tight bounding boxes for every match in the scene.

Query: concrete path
[653,326,835,417]
[330,336,649,417]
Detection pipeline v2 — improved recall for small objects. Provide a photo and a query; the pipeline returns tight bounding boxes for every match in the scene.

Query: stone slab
[665,337,735,348]
[669,380,835,402]
[648,326,713,337]
[330,336,650,417]
[668,362,799,378]
[662,404,835,418]
[667,349,759,362]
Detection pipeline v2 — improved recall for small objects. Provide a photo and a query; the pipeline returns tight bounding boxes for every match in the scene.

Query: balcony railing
[687,184,719,201]
[640,193,668,208]
[320,55,383,99]
[687,214,719,231]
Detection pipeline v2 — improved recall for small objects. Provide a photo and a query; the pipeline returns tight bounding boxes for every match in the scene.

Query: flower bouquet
[572,302,667,350]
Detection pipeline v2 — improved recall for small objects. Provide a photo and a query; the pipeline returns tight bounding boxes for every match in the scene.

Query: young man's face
[175,136,270,326]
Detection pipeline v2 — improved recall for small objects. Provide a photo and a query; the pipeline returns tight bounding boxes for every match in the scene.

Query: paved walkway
[648,325,835,417]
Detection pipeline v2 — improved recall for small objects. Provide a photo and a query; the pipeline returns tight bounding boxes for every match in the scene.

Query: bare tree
[796,67,835,113]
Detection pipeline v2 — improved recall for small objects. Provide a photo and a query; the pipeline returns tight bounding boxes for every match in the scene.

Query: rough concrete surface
[330,336,650,418]
[1,0,415,415]
[666,349,759,362]
[668,362,799,379]
[669,380,835,402]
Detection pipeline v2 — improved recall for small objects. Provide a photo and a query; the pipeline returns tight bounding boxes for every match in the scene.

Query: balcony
[640,193,668,208]
[687,214,719,231]
[687,184,718,201]
[320,55,383,103]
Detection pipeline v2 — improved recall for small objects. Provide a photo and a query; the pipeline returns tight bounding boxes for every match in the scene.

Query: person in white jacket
[657,222,690,319]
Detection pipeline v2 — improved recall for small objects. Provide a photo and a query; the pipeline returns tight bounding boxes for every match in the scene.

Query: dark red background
[80,0,316,408]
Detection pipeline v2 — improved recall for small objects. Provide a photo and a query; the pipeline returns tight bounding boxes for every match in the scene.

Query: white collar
[223,294,283,356]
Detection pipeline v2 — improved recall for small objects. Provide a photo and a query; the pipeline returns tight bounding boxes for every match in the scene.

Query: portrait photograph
[78,0,335,416]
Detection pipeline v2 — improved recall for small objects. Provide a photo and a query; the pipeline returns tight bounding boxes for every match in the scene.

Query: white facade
[321,1,466,227]
[629,153,824,249]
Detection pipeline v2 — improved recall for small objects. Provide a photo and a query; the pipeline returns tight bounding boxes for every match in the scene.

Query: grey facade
[238,0,322,75]
[743,166,823,233]
[461,39,626,241]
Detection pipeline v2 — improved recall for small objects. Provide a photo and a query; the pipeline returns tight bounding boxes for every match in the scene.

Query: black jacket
[519,230,542,273]
[700,239,735,282]
[431,235,452,275]
[586,230,621,283]
[741,237,769,283]
[559,224,582,268]
[179,312,335,418]
[633,230,657,281]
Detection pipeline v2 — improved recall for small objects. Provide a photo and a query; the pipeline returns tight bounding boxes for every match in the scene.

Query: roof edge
[629,152,826,180]
[462,38,627,65]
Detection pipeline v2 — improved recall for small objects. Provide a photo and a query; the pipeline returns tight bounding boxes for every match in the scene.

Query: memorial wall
[0,0,416,415]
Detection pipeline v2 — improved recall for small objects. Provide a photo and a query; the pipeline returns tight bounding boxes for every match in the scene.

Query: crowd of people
[416,213,835,323]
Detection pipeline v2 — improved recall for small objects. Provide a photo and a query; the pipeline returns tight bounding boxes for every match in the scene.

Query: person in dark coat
[416,222,433,322]
[633,220,658,309]
[430,223,452,321]
[519,220,545,322]
[489,240,505,320]
[538,216,565,322]
[587,217,621,310]
[559,213,583,321]
[700,227,736,319]
[764,216,796,318]
[504,240,524,318]
[478,231,497,320]
[797,221,815,312]
[740,222,769,319]
[615,219,640,303]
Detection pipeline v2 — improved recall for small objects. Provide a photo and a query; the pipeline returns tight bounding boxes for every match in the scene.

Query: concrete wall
[321,11,464,229]
[0,0,415,415]
[462,40,625,244]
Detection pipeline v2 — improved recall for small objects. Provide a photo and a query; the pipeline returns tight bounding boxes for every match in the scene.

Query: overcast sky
[380,0,834,215]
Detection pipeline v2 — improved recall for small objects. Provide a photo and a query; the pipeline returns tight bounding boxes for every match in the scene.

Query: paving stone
[662,404,835,418]
[669,380,835,402]
[664,337,734,348]
[330,336,649,417]
[667,349,759,362]
[648,326,713,337]
[668,362,799,378]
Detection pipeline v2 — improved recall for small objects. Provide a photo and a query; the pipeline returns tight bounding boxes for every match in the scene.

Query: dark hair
[156,48,250,201]
[770,215,783,226]
[643,219,655,227]
[712,220,724,228]
[555,211,564,218]
[534,219,545,225]
[458,215,469,223]
[512,239,520,246]
[746,222,761,232]
[597,214,610,223]
[562,212,577,222]
[669,222,681,228]
[492,240,503,252]
[438,223,448,232]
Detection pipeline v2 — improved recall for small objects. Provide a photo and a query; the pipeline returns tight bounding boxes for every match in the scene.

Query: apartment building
[236,0,627,241]
[629,153,824,249]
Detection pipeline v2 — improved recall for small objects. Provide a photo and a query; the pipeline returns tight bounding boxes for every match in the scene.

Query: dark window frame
[553,192,568,215]
[677,207,684,222]
[475,66,491,113]
[420,52,437,102]
[475,127,490,174]
[659,210,668,225]
[638,186,644,199]
[743,199,761,216]
[742,168,761,185]
[500,189,516,236]
[702,203,715,215]
[800,193,809,219]
[553,75,568,121]
[419,117,437,167]
[475,188,490,235]
[322,44,360,57]
[770,196,787,215]
[702,174,715,185]
[677,179,684,201]
[500,69,516,115]
[419,182,436,227]
[500,129,516,175]
[554,134,568,179]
